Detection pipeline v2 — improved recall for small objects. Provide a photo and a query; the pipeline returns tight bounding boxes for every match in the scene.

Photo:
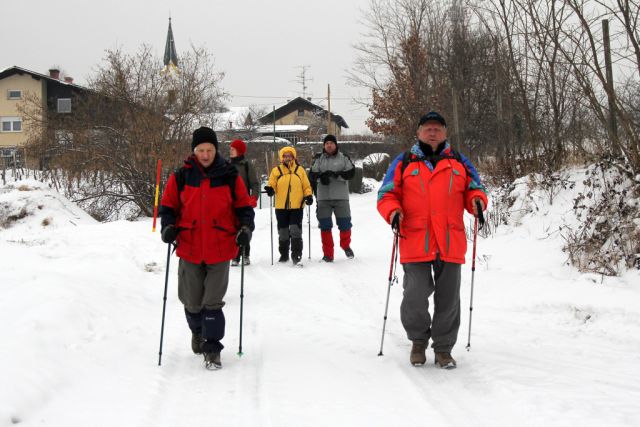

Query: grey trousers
[400,259,461,353]
[178,258,230,312]
[316,199,352,230]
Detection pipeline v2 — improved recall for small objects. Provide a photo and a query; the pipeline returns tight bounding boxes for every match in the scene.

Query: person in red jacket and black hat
[159,126,255,370]
[377,112,488,370]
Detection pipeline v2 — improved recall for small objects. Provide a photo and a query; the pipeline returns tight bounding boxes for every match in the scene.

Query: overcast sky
[2,0,375,134]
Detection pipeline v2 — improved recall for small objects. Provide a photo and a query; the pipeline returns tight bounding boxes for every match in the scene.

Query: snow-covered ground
[1,175,639,426]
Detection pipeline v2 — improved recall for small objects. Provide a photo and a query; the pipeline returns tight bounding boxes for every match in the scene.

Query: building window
[57,98,72,113]
[297,108,305,117]
[0,117,22,132]
[7,90,22,100]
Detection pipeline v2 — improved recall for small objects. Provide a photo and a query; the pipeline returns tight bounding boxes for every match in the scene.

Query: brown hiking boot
[410,342,427,366]
[434,352,457,369]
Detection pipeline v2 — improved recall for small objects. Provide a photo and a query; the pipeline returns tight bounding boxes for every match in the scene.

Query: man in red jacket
[159,127,255,370]
[377,111,488,369]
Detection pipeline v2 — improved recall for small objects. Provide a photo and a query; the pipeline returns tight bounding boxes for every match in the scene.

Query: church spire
[163,17,179,70]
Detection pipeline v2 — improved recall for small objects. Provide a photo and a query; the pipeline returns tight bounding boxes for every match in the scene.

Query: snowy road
[1,180,639,426]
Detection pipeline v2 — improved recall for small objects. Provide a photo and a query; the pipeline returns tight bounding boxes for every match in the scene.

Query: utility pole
[495,37,504,161]
[450,0,463,151]
[327,84,331,135]
[272,105,276,145]
[602,19,617,143]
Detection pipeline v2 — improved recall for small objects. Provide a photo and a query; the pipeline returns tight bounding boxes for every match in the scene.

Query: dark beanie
[323,134,338,144]
[192,127,219,151]
[418,111,447,128]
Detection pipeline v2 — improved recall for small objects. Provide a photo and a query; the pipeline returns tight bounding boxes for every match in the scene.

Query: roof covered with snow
[255,124,309,133]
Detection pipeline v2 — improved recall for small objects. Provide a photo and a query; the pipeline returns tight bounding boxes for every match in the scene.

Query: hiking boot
[291,238,303,265]
[343,247,354,259]
[231,258,240,267]
[321,255,334,262]
[191,333,204,355]
[278,240,290,263]
[434,352,457,369]
[410,342,427,366]
[204,352,222,370]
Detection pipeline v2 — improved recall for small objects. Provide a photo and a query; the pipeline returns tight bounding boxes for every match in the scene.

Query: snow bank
[0,179,96,236]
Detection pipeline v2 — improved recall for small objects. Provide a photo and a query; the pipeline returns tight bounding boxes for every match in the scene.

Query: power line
[229,94,372,101]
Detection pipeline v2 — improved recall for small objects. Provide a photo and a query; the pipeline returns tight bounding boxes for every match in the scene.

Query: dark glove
[304,195,314,206]
[319,171,332,185]
[475,199,485,230]
[264,186,275,197]
[161,225,178,244]
[236,225,252,247]
[339,169,355,180]
[390,211,401,232]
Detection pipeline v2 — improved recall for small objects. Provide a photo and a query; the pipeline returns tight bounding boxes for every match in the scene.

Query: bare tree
[21,44,226,220]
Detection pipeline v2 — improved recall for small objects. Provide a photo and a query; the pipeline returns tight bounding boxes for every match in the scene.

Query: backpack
[276,163,300,180]
[400,149,465,177]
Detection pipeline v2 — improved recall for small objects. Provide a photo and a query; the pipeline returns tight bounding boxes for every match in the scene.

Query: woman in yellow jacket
[264,146,313,265]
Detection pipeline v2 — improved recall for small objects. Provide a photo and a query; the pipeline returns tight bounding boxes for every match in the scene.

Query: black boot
[291,238,303,264]
[278,240,290,263]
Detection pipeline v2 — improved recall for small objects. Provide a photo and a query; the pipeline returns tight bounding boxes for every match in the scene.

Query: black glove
[236,225,252,247]
[319,171,332,185]
[391,212,401,232]
[264,186,275,197]
[305,195,314,206]
[475,199,485,230]
[339,169,355,180]
[161,225,178,243]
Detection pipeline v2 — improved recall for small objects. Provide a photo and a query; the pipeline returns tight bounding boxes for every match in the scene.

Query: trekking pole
[378,229,400,356]
[158,242,172,366]
[307,204,311,259]
[238,245,246,357]
[270,195,274,265]
[466,201,484,351]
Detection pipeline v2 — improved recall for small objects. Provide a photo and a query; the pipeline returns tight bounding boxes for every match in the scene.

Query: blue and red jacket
[377,141,488,264]
[159,155,255,265]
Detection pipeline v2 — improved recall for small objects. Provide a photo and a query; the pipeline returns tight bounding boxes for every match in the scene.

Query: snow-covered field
[1,175,639,426]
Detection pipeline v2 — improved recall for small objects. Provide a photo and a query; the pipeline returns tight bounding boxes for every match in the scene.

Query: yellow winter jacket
[267,147,313,209]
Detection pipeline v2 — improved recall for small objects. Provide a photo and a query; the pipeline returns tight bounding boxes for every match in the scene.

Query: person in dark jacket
[310,134,356,262]
[377,112,487,369]
[159,127,255,370]
[229,139,260,266]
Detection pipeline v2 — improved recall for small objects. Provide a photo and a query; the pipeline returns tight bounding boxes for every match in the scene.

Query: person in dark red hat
[158,126,255,369]
[229,139,260,266]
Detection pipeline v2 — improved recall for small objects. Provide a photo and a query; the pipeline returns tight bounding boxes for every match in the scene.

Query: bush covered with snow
[565,159,640,275]
[362,152,390,180]
[488,159,640,276]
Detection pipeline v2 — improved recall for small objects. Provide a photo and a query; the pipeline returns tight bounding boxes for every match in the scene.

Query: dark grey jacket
[311,151,355,201]
[231,156,260,200]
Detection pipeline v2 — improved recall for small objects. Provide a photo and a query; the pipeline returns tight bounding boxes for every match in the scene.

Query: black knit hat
[191,127,219,151]
[323,134,337,144]
[418,111,447,128]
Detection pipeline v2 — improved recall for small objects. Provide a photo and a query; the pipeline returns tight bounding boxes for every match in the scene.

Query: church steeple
[163,17,179,70]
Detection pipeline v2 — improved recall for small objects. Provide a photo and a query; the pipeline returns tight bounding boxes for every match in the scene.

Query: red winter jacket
[377,142,488,264]
[159,155,255,265]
